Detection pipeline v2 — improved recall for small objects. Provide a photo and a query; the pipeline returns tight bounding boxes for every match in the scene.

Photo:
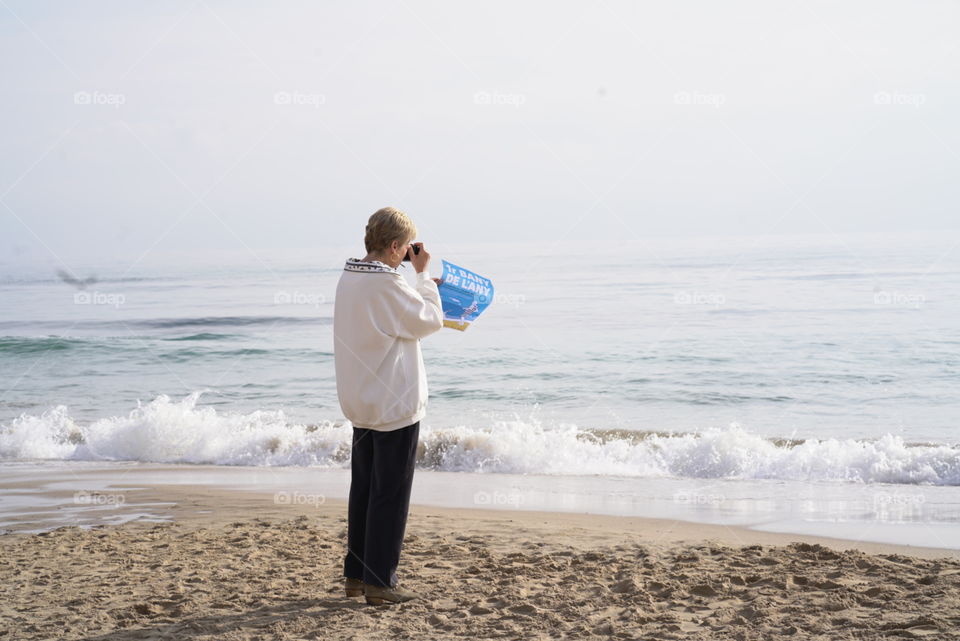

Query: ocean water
[2,232,960,541]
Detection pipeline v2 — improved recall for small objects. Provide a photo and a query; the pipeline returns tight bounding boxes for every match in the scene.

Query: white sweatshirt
[333,258,444,431]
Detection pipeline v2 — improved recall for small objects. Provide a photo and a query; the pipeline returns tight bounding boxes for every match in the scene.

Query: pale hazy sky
[1,1,958,264]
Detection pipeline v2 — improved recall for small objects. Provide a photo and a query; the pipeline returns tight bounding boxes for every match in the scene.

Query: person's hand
[409,242,431,274]
[432,278,442,286]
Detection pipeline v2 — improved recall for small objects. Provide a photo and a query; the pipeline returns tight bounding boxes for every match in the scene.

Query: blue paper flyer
[437,259,494,331]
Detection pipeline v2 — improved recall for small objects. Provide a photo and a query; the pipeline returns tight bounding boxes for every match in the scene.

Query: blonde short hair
[364,207,417,253]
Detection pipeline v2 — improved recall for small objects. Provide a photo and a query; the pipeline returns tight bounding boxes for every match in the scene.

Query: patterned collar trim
[344,258,400,274]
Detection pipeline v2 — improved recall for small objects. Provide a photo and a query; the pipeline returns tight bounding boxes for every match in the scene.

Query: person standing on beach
[333,207,444,605]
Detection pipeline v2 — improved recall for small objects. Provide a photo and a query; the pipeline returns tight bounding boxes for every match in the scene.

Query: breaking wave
[2,393,958,485]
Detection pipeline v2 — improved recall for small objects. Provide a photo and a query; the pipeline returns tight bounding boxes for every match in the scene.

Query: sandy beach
[3,483,959,641]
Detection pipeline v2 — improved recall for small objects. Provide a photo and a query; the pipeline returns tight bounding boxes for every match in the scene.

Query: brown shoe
[364,583,420,605]
[344,577,364,597]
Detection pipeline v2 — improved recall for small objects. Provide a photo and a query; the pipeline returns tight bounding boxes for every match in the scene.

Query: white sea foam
[0,393,350,467]
[2,393,958,485]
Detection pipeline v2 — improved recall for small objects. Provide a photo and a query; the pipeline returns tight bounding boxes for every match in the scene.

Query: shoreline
[2,477,958,561]
[3,460,959,552]
[3,481,960,640]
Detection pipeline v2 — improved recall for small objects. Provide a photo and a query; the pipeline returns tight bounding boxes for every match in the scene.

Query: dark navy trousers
[343,421,419,588]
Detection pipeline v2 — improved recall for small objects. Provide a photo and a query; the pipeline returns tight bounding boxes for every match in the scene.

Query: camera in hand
[402,244,421,261]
